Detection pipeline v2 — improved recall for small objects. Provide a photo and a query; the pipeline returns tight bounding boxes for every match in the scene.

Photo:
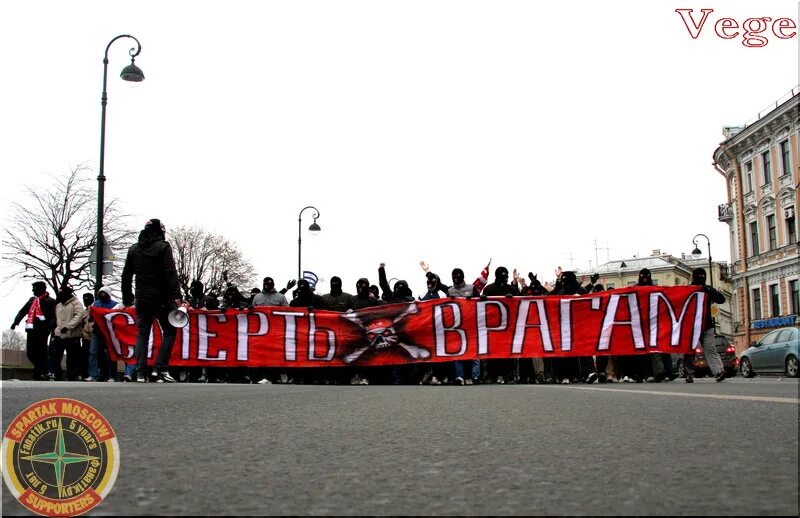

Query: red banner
[92,286,707,367]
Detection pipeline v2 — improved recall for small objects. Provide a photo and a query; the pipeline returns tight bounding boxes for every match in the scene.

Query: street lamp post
[95,34,145,293]
[298,206,321,282]
[691,233,713,289]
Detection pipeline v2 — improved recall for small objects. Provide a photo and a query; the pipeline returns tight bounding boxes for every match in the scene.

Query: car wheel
[785,355,799,378]
[677,360,686,378]
[740,357,755,378]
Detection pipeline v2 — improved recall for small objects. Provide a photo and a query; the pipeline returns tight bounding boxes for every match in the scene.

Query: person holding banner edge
[684,267,727,383]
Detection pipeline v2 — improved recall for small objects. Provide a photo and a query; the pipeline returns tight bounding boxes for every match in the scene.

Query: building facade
[713,88,800,354]
[579,250,733,339]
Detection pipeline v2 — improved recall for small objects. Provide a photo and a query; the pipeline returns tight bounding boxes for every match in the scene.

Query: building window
[745,161,753,193]
[751,287,762,320]
[749,221,760,256]
[769,284,780,317]
[767,214,777,250]
[762,151,772,185]
[780,140,791,176]
[789,280,799,315]
[787,210,797,244]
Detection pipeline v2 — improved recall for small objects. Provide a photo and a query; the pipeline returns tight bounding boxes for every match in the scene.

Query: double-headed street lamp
[691,233,713,289]
[298,206,321,282]
[95,34,145,292]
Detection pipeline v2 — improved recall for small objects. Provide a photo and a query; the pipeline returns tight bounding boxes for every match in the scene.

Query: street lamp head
[120,60,145,82]
[308,218,321,235]
[691,247,702,257]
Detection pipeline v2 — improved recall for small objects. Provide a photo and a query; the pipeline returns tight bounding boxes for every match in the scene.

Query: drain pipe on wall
[715,143,751,351]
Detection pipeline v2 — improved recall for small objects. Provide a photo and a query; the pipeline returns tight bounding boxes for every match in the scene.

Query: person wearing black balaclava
[320,276,354,384]
[378,263,415,303]
[377,263,417,384]
[552,271,592,384]
[321,276,354,312]
[49,285,85,381]
[347,277,382,385]
[12,281,57,380]
[353,278,381,310]
[684,268,727,383]
[121,218,182,383]
[634,268,675,383]
[482,266,521,384]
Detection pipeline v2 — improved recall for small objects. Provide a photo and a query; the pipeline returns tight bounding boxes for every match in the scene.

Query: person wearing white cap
[85,286,125,381]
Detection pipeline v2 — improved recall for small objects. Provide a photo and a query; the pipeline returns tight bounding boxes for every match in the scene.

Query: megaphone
[168,306,189,328]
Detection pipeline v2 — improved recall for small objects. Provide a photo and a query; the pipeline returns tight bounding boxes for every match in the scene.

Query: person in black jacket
[481,266,520,384]
[684,268,727,383]
[121,219,182,383]
[11,281,57,380]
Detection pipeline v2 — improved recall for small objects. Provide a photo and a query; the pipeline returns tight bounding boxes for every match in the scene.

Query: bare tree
[169,225,256,297]
[2,329,26,350]
[2,164,136,294]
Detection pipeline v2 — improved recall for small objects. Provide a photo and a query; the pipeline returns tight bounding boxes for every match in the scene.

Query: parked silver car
[739,326,800,378]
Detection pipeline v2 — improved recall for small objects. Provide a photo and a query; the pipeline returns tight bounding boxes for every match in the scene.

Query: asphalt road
[2,377,798,516]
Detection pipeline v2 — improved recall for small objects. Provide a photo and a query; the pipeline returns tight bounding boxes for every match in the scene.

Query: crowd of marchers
[11,255,729,387]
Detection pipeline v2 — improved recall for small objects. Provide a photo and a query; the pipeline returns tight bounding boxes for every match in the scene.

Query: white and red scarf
[25,293,48,329]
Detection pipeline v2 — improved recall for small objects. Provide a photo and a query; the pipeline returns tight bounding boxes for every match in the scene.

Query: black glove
[60,327,68,334]
[286,279,297,290]
[590,273,600,284]
[10,324,16,330]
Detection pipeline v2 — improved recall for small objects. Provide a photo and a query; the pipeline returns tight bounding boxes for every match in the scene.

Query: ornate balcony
[718,202,733,222]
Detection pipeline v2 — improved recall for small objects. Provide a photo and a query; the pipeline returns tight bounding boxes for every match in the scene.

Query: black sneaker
[715,371,727,382]
[598,372,607,384]
[685,376,694,383]
[156,371,176,383]
[586,372,598,384]
[136,375,147,383]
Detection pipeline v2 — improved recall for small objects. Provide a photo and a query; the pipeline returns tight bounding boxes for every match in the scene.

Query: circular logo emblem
[2,398,119,516]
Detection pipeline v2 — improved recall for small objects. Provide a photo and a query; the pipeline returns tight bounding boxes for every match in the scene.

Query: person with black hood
[684,267,727,383]
[378,263,417,384]
[251,277,290,307]
[121,218,182,383]
[348,277,382,385]
[635,268,675,383]
[551,270,591,384]
[378,263,415,304]
[289,279,326,383]
[481,266,521,384]
[12,281,57,380]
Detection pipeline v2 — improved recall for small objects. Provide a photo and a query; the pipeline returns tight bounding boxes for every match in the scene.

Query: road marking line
[565,386,799,404]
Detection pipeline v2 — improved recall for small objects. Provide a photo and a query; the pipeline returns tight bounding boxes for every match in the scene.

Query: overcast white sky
[1,1,797,328]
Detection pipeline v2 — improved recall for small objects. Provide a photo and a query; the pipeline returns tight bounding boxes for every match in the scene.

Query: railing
[740,86,799,129]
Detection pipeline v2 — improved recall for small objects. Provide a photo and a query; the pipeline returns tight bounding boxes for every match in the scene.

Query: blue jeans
[454,360,480,381]
[89,334,118,380]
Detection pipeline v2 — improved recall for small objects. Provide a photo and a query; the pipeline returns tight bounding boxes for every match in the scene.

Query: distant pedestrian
[11,281,56,380]
[121,218,182,383]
